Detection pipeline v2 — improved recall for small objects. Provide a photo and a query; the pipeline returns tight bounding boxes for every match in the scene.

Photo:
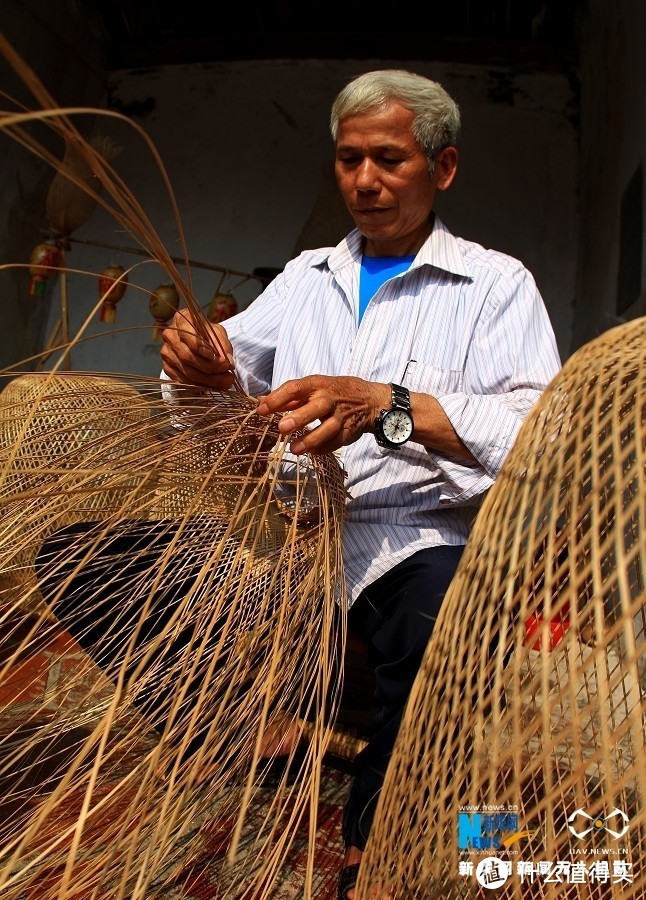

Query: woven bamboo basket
[0,29,357,895]
[0,373,154,613]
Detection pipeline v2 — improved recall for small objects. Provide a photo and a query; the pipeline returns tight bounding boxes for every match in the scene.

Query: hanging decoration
[46,135,122,239]
[28,239,61,297]
[207,289,238,323]
[98,264,128,323]
[150,282,180,340]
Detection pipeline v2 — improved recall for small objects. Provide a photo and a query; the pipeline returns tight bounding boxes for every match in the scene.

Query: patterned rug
[148,765,352,899]
[0,611,358,898]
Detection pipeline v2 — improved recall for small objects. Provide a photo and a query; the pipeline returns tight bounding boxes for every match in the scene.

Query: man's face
[334,100,457,256]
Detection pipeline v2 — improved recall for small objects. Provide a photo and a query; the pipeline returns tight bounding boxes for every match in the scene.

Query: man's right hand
[160,308,236,390]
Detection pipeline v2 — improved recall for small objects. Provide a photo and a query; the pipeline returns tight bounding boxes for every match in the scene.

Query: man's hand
[256,375,389,455]
[160,308,236,390]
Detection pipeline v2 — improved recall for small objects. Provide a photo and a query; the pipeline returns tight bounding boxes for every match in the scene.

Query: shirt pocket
[403,359,464,395]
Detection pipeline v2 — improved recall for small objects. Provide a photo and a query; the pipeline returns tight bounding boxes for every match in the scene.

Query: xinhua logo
[458,812,529,850]
[567,808,629,840]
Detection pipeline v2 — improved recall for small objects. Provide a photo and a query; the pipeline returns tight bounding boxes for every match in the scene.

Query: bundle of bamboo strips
[0,34,350,900]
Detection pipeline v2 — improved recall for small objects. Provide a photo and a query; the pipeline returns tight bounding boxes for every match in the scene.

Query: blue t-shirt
[359,256,415,323]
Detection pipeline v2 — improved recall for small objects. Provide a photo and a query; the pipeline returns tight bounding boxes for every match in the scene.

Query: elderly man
[161,68,561,899]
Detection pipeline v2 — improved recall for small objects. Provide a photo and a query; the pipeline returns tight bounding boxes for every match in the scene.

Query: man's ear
[434,146,458,191]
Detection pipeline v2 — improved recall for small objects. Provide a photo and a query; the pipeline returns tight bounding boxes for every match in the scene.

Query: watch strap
[389,382,411,412]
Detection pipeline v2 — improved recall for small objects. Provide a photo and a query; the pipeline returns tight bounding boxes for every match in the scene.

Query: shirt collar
[323,216,471,279]
[414,216,471,278]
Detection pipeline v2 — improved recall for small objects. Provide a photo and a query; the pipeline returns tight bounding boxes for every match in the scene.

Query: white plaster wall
[38,58,578,377]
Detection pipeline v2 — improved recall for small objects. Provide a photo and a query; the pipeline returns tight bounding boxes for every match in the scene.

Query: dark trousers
[342,544,464,850]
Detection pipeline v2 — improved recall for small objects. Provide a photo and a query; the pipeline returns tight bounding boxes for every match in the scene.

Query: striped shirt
[172,217,561,604]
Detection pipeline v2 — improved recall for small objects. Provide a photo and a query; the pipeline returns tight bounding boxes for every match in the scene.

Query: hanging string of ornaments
[95,270,242,339]
[25,135,123,369]
[28,137,120,301]
[25,127,255,356]
[31,233,251,347]
[148,282,239,339]
[30,230,251,340]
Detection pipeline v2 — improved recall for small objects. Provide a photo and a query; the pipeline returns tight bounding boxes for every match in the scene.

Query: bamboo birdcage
[358,315,646,899]
[0,373,152,613]
[0,30,351,895]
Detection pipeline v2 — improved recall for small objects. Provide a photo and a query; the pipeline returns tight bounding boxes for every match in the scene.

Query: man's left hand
[256,375,388,455]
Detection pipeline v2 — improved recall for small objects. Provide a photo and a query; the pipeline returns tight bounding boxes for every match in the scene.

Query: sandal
[338,862,361,899]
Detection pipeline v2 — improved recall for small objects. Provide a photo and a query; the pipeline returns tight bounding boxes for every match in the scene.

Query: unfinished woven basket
[359,316,646,899]
[0,31,356,894]
[0,371,348,899]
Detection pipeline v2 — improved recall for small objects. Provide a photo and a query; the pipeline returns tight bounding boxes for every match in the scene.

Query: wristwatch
[374,383,414,449]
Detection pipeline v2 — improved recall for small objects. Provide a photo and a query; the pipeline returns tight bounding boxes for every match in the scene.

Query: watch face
[382,408,414,445]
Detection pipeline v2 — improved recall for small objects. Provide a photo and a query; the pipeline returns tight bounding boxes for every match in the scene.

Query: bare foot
[258,711,302,757]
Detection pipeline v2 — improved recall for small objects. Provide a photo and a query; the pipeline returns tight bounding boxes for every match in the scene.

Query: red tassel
[99,301,117,323]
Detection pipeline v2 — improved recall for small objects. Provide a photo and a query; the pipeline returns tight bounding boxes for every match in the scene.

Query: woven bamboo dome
[0,373,153,613]
[0,371,348,898]
[358,316,646,898]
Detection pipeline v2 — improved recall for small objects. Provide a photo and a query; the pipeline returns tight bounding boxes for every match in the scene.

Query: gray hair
[330,69,461,174]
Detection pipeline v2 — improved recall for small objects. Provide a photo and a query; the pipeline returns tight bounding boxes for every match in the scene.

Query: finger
[289,417,341,456]
[276,395,334,435]
[162,360,235,391]
[165,309,227,361]
[161,341,233,383]
[168,308,198,339]
[260,376,325,411]
[167,323,213,359]
[256,385,297,415]
[259,379,333,422]
[256,396,301,416]
[162,332,231,372]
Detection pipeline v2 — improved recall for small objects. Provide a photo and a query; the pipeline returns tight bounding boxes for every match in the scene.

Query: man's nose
[355,159,380,190]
